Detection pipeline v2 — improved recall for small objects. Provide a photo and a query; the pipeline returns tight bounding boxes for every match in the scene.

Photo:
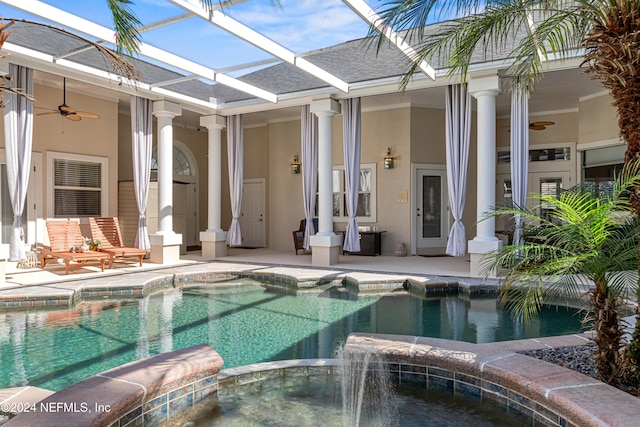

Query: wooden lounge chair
[40,220,110,274]
[292,218,318,255]
[90,217,147,268]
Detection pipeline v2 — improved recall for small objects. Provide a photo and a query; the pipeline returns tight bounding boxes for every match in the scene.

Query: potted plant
[86,238,100,251]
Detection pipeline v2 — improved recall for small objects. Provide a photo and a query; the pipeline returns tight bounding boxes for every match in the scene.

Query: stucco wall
[578,93,619,144]
[496,112,579,149]
[266,119,301,252]
[361,107,411,255]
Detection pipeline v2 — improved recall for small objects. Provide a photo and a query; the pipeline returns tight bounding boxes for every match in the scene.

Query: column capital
[200,114,226,130]
[468,75,501,99]
[153,100,182,118]
[310,98,341,116]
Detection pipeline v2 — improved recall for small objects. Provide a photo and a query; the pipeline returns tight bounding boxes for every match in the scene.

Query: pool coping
[3,344,223,427]
[0,261,499,310]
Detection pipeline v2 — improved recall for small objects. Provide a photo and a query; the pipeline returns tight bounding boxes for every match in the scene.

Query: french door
[414,166,449,252]
[240,179,265,248]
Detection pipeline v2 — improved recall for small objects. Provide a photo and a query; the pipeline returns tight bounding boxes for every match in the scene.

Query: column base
[149,233,183,264]
[310,234,342,266]
[200,231,228,259]
[468,239,503,278]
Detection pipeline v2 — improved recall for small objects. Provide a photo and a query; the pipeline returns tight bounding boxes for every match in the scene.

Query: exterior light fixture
[291,155,301,174]
[384,148,394,169]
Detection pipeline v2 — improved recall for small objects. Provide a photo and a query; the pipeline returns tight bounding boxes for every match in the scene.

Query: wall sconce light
[291,154,301,174]
[384,147,394,169]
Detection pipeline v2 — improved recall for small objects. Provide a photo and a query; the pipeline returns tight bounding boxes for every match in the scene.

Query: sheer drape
[301,105,318,249]
[226,115,243,246]
[510,80,529,245]
[4,65,33,261]
[445,84,471,256]
[131,96,153,250]
[342,98,361,252]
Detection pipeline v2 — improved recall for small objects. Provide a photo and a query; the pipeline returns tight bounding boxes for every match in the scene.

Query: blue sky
[0,0,385,74]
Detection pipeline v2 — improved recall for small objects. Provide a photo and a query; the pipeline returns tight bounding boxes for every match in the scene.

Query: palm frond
[106,0,141,56]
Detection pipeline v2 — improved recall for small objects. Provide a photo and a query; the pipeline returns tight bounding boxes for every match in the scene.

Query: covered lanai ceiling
[0,0,607,128]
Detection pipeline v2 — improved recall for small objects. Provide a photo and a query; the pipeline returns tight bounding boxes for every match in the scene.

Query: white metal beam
[2,41,220,111]
[342,0,436,80]
[169,0,350,93]
[0,0,278,103]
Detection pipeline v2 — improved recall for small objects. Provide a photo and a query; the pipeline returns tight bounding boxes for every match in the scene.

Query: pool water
[163,368,526,427]
[0,280,584,391]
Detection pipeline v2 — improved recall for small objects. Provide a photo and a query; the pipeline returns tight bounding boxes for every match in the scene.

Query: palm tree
[375,0,640,383]
[483,161,640,385]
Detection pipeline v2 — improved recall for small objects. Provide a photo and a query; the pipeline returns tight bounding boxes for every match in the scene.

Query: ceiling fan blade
[530,125,545,130]
[532,121,555,126]
[65,114,82,122]
[36,111,60,116]
[76,111,100,119]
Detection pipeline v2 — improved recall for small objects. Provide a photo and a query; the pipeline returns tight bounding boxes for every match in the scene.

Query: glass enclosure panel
[422,175,441,238]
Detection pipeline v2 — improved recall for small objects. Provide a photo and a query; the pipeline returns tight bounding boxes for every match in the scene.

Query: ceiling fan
[504,121,556,132]
[529,121,555,130]
[36,78,100,121]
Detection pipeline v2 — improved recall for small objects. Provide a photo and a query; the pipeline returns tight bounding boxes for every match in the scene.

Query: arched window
[151,146,194,176]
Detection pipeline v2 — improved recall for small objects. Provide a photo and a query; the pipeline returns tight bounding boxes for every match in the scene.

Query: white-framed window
[324,163,377,222]
[46,152,108,218]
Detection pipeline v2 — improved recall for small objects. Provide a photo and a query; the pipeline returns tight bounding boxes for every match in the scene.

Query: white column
[309,99,342,266]
[468,76,502,277]
[150,100,183,264]
[199,114,228,259]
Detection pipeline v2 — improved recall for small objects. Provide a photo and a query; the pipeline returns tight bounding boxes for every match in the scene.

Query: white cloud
[226,0,371,54]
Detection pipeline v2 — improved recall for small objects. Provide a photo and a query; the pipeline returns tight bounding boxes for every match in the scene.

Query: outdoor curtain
[342,98,361,252]
[4,64,33,261]
[445,84,471,256]
[226,114,244,246]
[130,95,153,250]
[301,105,318,250]
[510,80,529,246]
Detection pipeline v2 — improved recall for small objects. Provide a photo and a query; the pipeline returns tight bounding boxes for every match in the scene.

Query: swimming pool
[0,279,584,391]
